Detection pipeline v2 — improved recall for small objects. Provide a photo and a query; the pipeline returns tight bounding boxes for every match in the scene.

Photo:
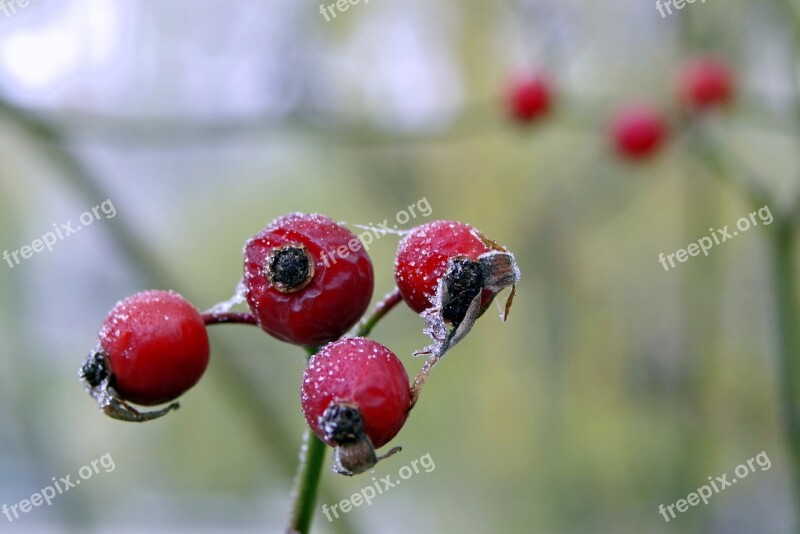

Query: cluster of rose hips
[80,214,519,475]
[506,55,735,159]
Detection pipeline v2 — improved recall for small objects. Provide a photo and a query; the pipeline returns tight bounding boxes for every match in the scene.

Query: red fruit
[395,220,520,359]
[302,337,410,450]
[679,56,734,111]
[83,290,210,412]
[611,105,668,160]
[507,75,552,123]
[395,220,497,315]
[243,213,374,347]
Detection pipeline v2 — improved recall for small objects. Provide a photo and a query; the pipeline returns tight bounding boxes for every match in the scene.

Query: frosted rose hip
[79,290,209,422]
[302,337,410,449]
[243,213,374,346]
[394,220,496,315]
[93,290,210,406]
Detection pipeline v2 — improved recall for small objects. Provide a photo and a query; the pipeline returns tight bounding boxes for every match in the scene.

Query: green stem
[356,288,403,338]
[771,220,800,515]
[287,346,327,534]
[287,427,328,534]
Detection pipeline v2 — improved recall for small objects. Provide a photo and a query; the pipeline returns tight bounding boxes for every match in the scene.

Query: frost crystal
[205,279,247,314]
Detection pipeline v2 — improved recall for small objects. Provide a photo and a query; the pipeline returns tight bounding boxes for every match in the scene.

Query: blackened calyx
[266,245,315,293]
[440,257,484,328]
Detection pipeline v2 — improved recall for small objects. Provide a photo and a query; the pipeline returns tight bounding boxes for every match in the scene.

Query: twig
[202,311,258,326]
[355,288,403,338]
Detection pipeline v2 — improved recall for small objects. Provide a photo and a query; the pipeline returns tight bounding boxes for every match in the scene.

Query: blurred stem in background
[0,178,93,532]
[774,0,800,520]
[773,219,800,519]
[690,122,800,523]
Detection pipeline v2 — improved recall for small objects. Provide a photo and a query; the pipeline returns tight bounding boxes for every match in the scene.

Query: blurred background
[0,0,798,532]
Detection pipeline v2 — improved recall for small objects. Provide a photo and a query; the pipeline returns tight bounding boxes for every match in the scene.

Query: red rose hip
[506,75,553,123]
[395,220,520,359]
[80,289,210,422]
[395,220,519,316]
[679,56,735,111]
[244,213,374,347]
[302,337,410,475]
[610,105,668,160]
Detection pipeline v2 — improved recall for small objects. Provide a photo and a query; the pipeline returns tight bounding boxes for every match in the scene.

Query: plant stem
[356,288,403,337]
[287,347,327,534]
[202,311,258,326]
[409,355,437,410]
[287,427,328,534]
[771,220,800,516]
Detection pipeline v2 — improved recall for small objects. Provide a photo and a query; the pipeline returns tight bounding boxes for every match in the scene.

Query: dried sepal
[321,403,402,476]
[78,349,180,423]
[416,249,520,360]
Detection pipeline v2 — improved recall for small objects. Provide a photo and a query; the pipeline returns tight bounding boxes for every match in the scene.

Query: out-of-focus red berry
[507,76,553,123]
[610,105,668,160]
[679,56,735,111]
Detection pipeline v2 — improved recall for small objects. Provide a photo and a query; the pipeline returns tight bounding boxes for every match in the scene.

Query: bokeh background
[0,0,798,532]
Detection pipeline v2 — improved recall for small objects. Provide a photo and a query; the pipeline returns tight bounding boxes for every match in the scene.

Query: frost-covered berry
[395,220,520,358]
[80,290,210,422]
[301,337,410,475]
[243,213,374,347]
